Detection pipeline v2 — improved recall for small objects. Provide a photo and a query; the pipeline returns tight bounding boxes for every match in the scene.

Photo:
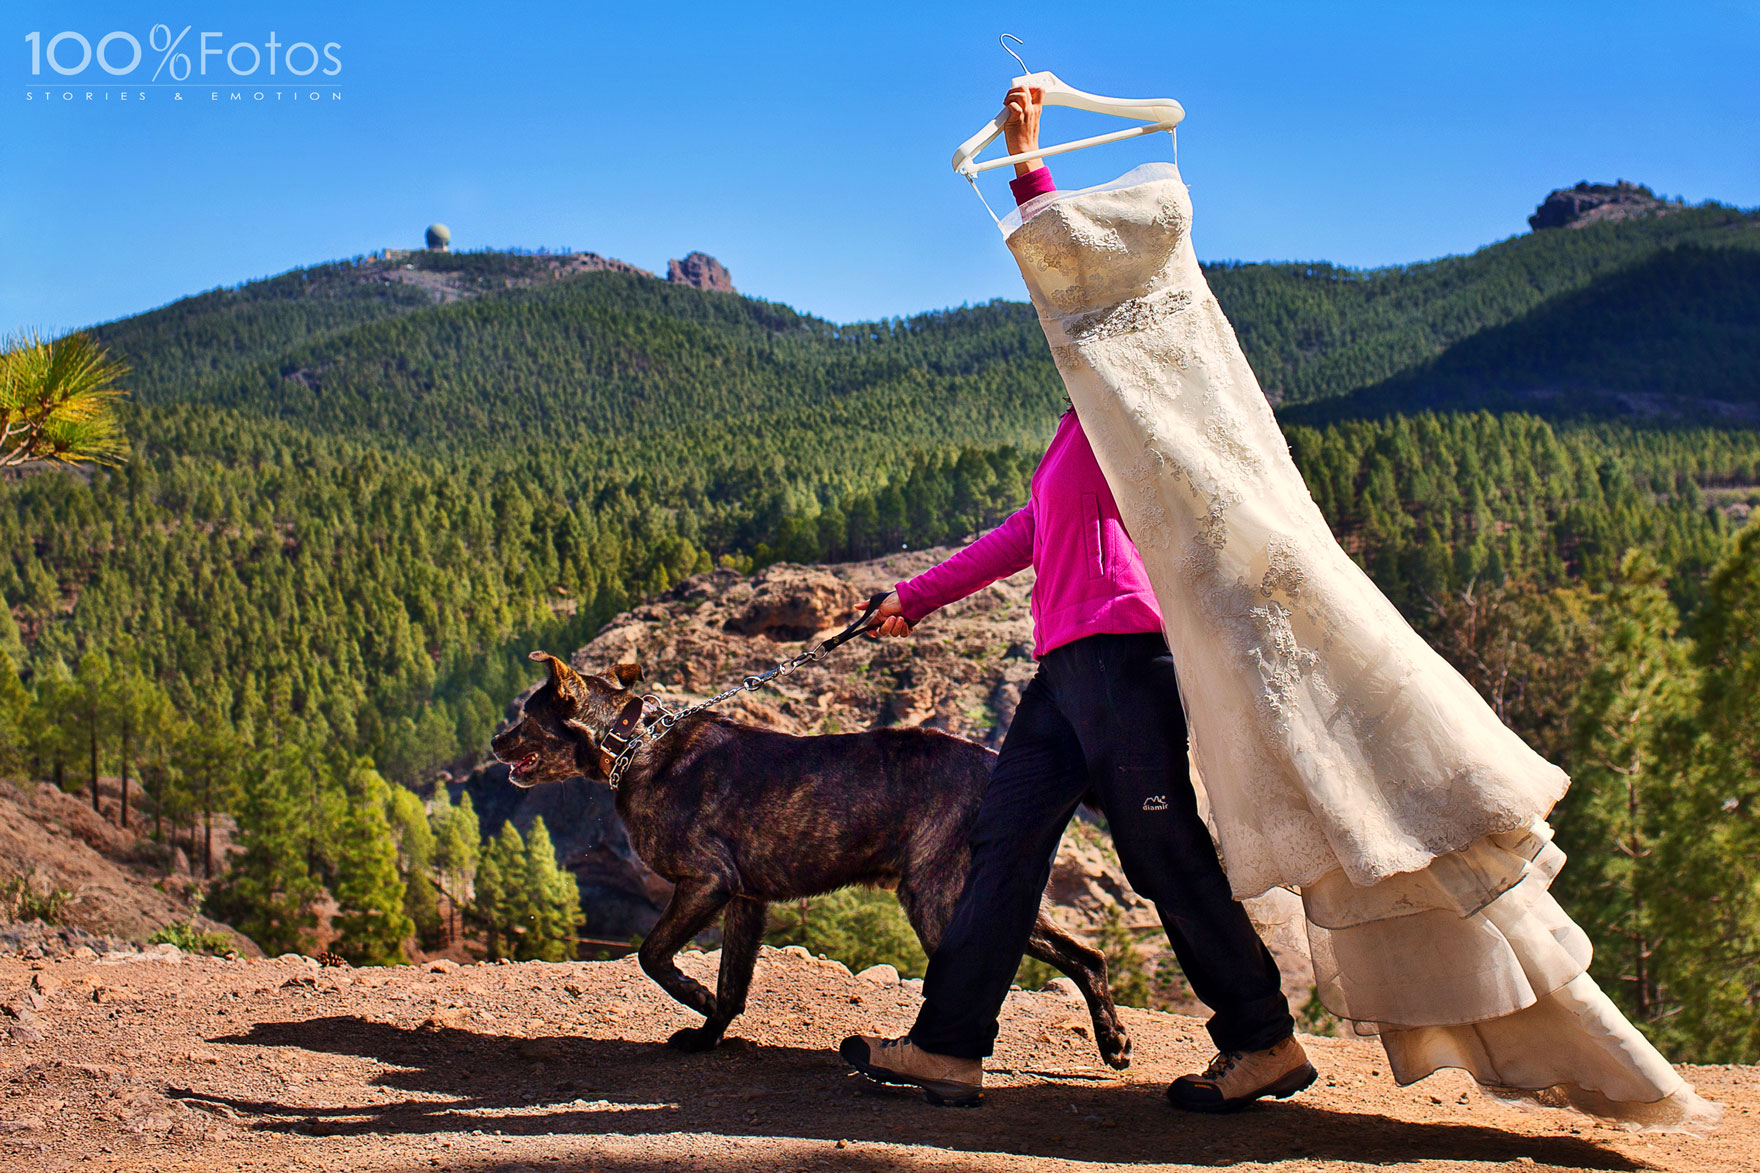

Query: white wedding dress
[998,161,1720,1132]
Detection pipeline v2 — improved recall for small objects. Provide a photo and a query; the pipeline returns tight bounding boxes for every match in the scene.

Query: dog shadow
[186,1016,1651,1170]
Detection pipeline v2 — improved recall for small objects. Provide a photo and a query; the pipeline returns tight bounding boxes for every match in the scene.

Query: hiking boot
[1166,1036,1316,1112]
[839,1034,983,1107]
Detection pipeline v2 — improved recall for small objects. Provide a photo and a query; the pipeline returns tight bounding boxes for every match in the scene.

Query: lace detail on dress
[1248,600,1320,733]
[1260,535,1307,602]
[1059,287,1194,345]
[1010,188,1191,316]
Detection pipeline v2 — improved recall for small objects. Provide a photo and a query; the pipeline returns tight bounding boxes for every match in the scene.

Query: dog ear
[610,662,644,690]
[528,650,582,694]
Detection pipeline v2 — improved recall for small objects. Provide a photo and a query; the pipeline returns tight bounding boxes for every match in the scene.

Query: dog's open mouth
[509,752,541,781]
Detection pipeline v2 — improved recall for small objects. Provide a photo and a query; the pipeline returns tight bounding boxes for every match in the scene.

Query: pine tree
[473,821,528,961]
[73,651,116,817]
[520,817,581,962]
[25,659,76,791]
[1091,903,1153,1010]
[386,784,441,948]
[0,605,23,666]
[328,762,415,965]
[763,885,926,978]
[0,650,30,777]
[0,330,130,468]
[1557,550,1696,1028]
[177,718,240,879]
[431,788,481,945]
[209,745,321,956]
[1672,526,1760,1061]
[109,647,175,834]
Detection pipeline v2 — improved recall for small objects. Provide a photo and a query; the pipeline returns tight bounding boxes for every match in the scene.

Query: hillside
[0,781,250,956]
[86,197,1760,455]
[1291,243,1760,424]
[7,183,1760,1072]
[0,948,1752,1172]
[1213,203,1760,408]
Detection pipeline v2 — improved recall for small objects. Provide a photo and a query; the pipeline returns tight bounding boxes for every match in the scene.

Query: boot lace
[1203,1050,1243,1081]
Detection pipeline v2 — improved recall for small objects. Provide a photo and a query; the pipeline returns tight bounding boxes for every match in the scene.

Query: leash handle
[820,590,892,653]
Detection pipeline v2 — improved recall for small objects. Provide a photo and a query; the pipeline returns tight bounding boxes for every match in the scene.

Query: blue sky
[4,1,1756,337]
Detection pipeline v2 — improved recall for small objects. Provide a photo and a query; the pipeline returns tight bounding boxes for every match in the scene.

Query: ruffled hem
[1221,755,1571,902]
[1303,823,1589,1028]
[1299,826,1723,1133]
[1379,973,1724,1135]
[1482,1079,1724,1136]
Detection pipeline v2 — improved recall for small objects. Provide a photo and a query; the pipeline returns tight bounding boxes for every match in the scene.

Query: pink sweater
[894,168,1164,658]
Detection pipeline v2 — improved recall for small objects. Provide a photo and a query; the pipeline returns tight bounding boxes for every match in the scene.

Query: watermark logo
[22,23,343,104]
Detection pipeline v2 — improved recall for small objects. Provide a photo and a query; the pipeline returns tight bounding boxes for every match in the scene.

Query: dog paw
[1101,1030,1133,1070]
[667,1025,724,1053]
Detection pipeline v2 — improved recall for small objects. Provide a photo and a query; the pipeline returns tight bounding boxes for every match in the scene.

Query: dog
[490,650,1131,1069]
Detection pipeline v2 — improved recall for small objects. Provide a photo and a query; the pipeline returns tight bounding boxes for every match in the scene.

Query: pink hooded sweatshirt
[893,169,1164,658]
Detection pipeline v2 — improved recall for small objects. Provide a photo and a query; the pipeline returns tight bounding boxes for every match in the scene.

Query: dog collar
[594,696,648,782]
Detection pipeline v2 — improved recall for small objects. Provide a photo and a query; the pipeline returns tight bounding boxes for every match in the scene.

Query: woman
[839,85,1316,1113]
[843,85,1719,1131]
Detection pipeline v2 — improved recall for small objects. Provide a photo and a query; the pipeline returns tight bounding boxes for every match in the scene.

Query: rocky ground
[1,946,1753,1173]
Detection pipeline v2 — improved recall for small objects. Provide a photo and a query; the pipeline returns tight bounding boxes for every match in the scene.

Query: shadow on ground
[181,1016,1648,1171]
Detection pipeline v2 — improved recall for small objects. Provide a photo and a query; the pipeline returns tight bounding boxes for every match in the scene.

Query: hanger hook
[999,33,1029,76]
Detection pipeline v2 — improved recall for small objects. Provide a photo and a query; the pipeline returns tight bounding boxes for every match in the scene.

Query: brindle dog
[491,651,1131,1068]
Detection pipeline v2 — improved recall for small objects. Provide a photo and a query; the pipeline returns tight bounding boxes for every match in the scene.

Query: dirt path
[2,947,1752,1172]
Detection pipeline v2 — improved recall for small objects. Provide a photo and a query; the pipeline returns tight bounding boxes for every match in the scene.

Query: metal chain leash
[602,591,892,790]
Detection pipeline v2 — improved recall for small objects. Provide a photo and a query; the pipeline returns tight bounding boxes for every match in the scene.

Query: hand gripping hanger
[952,35,1185,223]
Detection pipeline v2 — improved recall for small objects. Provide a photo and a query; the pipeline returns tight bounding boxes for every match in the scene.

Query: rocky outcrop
[1529,180,1684,231]
[363,248,731,303]
[721,567,851,641]
[666,251,735,293]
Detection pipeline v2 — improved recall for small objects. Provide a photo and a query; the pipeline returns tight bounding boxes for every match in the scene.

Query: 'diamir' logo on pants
[1142,795,1168,812]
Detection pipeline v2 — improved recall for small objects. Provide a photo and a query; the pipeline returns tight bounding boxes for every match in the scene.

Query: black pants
[910,632,1293,1059]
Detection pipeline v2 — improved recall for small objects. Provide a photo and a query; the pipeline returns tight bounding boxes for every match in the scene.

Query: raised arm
[867,502,1036,638]
[1005,82,1057,201]
[865,85,1052,641]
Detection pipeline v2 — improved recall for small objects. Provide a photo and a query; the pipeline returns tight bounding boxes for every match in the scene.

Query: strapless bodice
[1003,162,1193,320]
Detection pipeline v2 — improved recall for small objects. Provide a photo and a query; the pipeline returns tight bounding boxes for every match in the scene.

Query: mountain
[6,189,1755,791]
[1289,243,1760,424]
[89,198,1760,450]
[1208,203,1760,408]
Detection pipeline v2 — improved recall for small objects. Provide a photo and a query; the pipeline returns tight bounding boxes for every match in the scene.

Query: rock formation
[1529,180,1685,231]
[666,251,735,293]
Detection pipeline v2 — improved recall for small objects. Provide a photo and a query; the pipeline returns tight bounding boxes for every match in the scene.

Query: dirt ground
[1,946,1752,1173]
